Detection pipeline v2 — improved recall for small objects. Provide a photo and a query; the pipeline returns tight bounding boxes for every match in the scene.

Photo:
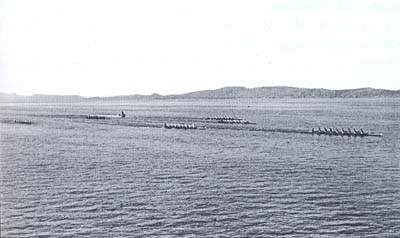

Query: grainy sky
[1,0,399,96]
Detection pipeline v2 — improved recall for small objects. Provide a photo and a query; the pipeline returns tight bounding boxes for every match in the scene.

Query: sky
[1,0,399,96]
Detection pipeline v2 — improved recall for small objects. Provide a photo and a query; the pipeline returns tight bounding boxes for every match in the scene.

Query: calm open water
[1,98,399,237]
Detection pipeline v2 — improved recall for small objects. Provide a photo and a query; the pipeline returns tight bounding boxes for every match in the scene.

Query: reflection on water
[1,98,399,237]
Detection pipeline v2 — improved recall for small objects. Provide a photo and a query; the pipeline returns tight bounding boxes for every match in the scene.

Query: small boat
[164,123,204,130]
[205,116,256,125]
[86,111,126,119]
[14,120,33,125]
[206,116,242,121]
[311,127,382,137]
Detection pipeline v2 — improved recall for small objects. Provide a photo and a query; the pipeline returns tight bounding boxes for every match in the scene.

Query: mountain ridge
[1,86,399,102]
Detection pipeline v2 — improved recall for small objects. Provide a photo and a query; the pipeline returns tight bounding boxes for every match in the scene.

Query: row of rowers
[205,117,253,124]
[312,127,368,136]
[206,117,241,120]
[164,123,197,129]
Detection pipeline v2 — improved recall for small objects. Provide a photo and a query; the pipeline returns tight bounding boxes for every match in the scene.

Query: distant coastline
[1,86,400,103]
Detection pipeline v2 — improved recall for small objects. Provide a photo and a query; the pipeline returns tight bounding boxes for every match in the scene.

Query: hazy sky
[1,0,399,96]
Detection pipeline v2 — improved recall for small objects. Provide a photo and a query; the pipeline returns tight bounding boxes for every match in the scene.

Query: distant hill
[0,93,84,103]
[167,87,400,99]
[0,93,85,103]
[1,87,399,103]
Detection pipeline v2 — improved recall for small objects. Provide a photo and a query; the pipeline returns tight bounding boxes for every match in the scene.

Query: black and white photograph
[1,0,399,237]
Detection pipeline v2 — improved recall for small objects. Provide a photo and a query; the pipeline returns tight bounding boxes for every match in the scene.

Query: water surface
[1,98,399,237]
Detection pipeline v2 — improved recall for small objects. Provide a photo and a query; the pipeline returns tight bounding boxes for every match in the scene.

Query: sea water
[1,98,399,237]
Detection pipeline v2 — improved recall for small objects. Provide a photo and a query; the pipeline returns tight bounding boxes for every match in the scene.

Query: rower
[348,128,353,136]
[359,129,365,137]
[355,129,363,137]
[336,128,341,136]
[342,128,348,136]
[354,128,359,136]
[329,128,335,135]
[360,129,366,136]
